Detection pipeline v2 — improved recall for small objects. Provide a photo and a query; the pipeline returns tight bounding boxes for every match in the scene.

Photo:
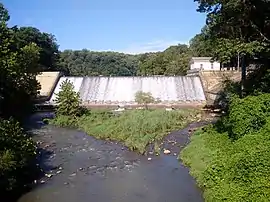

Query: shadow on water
[2,113,57,202]
[17,112,211,202]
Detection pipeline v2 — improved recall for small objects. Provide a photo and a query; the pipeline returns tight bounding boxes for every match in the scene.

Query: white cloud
[119,40,188,54]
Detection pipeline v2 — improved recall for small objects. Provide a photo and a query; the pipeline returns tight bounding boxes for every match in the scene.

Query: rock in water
[165,108,173,111]
[163,149,171,154]
[45,174,53,178]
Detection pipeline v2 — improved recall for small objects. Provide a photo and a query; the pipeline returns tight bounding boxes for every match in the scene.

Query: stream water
[18,113,206,202]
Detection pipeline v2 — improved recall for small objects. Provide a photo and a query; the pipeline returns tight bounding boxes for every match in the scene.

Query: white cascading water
[50,76,206,104]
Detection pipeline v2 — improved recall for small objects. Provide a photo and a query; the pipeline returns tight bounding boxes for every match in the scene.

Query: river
[18,112,206,202]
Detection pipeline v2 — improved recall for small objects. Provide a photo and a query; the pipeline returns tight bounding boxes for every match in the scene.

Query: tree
[194,0,270,95]
[0,119,36,192]
[12,26,60,71]
[194,0,270,60]
[54,79,82,117]
[0,3,41,196]
[0,4,41,120]
[135,91,156,109]
[137,44,191,76]
[189,31,214,57]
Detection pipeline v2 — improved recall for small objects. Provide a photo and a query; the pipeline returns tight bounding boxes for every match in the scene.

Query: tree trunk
[237,52,240,71]
[241,55,246,98]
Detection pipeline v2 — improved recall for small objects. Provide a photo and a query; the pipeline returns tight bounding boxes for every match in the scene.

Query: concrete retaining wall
[187,70,241,105]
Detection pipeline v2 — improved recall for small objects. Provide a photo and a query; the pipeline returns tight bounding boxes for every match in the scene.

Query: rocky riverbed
[18,112,210,202]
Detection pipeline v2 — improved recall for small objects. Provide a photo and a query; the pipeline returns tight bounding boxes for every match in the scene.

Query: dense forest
[58,44,199,76]
[59,44,193,76]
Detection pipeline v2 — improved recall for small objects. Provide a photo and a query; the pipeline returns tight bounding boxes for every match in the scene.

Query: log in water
[50,76,205,104]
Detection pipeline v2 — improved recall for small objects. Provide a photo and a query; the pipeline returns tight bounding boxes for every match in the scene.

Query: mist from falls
[50,76,206,104]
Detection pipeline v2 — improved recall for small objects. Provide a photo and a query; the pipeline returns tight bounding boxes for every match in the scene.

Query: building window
[211,63,214,69]
[200,64,203,70]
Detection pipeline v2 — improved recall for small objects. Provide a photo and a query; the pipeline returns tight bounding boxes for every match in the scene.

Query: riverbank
[180,94,270,202]
[18,112,208,202]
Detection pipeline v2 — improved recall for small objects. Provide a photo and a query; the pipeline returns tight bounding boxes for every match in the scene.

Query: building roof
[191,57,212,61]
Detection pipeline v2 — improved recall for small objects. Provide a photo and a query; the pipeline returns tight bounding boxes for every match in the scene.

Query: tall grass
[52,109,199,154]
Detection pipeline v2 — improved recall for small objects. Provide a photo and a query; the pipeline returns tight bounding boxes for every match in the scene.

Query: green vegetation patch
[0,119,36,192]
[180,94,270,202]
[52,109,199,154]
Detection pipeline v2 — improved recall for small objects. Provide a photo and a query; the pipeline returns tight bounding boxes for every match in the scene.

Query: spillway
[50,76,206,105]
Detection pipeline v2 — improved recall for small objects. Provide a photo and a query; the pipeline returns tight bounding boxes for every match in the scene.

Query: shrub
[54,79,82,117]
[181,93,270,202]
[202,123,270,201]
[217,93,270,140]
[0,119,36,192]
[135,91,156,109]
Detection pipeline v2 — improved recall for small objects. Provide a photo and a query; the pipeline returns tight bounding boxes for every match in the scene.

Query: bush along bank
[0,3,44,200]
[0,119,38,200]
[180,93,270,202]
[49,79,201,154]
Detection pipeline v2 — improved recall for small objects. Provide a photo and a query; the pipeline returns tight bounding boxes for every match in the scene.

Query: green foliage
[137,44,190,76]
[13,26,60,71]
[215,63,270,110]
[0,3,41,120]
[54,79,82,117]
[49,115,78,128]
[135,91,156,109]
[53,109,199,154]
[244,65,270,95]
[189,2,270,197]
[221,94,270,140]
[181,93,270,202]
[193,0,270,68]
[59,44,191,77]
[189,30,214,57]
[0,3,41,196]
[59,50,139,76]
[0,119,36,191]
[180,127,232,187]
[213,38,266,64]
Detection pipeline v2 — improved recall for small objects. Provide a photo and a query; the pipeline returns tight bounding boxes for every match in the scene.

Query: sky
[2,0,206,54]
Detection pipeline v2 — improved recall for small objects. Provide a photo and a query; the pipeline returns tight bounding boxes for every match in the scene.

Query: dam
[48,76,206,106]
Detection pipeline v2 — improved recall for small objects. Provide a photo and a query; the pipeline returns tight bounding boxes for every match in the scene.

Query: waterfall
[50,76,206,104]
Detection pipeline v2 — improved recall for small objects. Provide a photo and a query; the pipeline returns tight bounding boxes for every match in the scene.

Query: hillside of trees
[58,44,194,76]
[9,25,212,77]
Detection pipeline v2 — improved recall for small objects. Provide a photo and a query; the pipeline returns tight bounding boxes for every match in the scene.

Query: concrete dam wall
[49,76,206,105]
